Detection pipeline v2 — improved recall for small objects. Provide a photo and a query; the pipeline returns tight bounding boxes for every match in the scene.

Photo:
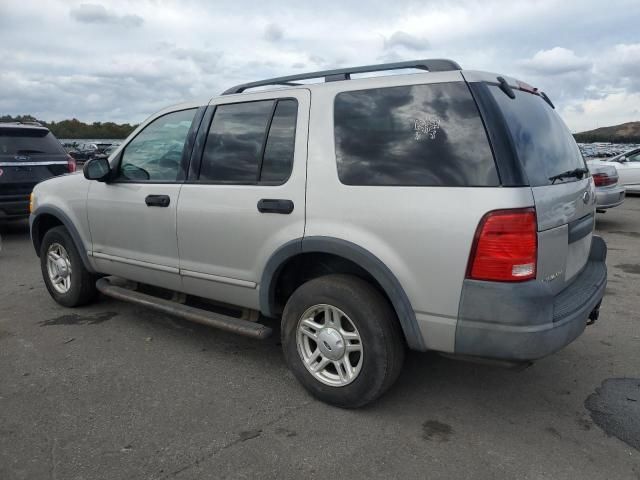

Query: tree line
[0,114,137,139]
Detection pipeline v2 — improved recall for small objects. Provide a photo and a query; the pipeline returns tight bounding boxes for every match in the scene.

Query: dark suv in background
[0,122,75,220]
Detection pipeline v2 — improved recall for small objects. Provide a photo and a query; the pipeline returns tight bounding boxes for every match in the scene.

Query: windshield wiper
[549,167,588,184]
[16,149,45,155]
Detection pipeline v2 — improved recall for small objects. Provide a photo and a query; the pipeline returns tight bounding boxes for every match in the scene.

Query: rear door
[176,90,309,310]
[488,86,595,292]
[0,126,69,217]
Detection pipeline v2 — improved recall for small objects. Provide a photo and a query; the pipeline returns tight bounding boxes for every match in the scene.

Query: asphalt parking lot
[1,199,639,480]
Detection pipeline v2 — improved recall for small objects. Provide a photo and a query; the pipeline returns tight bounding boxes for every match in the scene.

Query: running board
[96,277,272,340]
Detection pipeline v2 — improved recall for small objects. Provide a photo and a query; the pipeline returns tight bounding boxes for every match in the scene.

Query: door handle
[145,194,171,207]
[257,199,294,214]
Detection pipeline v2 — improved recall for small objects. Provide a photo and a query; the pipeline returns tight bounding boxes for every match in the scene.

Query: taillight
[66,154,77,173]
[467,208,537,282]
[592,172,617,187]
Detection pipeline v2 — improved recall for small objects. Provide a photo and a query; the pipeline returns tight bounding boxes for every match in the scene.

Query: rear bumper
[595,185,625,210]
[455,236,607,361]
[0,195,30,218]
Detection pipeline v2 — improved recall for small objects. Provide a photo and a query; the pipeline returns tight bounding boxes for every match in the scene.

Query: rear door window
[199,99,298,184]
[0,129,65,156]
[333,82,499,186]
[489,87,586,186]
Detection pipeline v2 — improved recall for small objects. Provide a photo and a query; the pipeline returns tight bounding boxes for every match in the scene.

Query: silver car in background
[589,162,625,212]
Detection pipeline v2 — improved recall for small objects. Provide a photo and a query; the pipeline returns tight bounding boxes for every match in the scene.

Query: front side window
[627,151,640,162]
[334,82,499,186]
[118,108,196,182]
[199,99,298,184]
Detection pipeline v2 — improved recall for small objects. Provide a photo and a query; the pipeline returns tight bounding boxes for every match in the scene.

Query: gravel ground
[1,198,639,480]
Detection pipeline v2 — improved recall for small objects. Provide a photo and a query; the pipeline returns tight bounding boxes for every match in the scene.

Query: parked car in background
[0,122,76,220]
[588,163,625,212]
[30,59,607,407]
[68,143,114,165]
[588,147,640,193]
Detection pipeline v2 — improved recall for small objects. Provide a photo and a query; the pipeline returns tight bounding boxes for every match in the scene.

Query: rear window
[0,128,64,156]
[489,87,586,186]
[334,82,499,186]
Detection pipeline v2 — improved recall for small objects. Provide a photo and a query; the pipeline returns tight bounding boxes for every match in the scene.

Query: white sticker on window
[413,117,441,140]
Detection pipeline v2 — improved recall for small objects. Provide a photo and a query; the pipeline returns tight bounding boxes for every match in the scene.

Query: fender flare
[30,206,95,273]
[260,236,425,351]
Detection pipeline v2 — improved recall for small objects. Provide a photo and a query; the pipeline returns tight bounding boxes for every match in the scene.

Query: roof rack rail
[0,120,44,127]
[222,58,461,95]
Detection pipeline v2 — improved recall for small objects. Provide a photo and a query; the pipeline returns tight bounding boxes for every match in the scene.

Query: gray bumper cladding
[455,236,607,361]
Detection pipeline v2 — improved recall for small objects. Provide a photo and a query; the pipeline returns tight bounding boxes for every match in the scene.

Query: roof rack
[222,58,461,95]
[0,120,44,127]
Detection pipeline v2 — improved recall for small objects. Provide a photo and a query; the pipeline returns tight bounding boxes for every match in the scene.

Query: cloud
[70,3,143,27]
[1,0,639,130]
[518,47,592,75]
[561,91,640,132]
[384,31,428,51]
[264,23,284,42]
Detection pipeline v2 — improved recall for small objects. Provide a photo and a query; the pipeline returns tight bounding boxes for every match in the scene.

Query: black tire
[281,274,405,408]
[40,226,98,307]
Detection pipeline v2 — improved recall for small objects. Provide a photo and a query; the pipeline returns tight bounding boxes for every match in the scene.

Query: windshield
[0,128,65,156]
[489,86,586,186]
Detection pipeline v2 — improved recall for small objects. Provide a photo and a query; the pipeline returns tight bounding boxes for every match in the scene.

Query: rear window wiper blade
[549,168,588,184]
[16,149,46,155]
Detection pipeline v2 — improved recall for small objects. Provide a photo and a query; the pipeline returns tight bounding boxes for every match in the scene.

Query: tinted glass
[200,100,274,183]
[334,82,498,186]
[261,100,298,183]
[489,86,586,186]
[0,129,64,155]
[119,109,196,182]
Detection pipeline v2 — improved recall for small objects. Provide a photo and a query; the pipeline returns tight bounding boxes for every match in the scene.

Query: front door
[176,90,309,310]
[87,107,199,290]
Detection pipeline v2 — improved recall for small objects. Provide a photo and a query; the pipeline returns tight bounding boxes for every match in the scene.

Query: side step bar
[96,277,272,340]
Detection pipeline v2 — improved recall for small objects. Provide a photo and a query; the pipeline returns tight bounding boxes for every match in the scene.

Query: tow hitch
[587,302,601,326]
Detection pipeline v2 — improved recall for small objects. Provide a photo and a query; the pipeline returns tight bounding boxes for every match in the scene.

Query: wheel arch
[30,206,95,273]
[260,236,425,351]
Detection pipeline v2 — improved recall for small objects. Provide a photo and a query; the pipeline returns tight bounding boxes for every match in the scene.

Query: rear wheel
[281,274,405,408]
[40,226,98,307]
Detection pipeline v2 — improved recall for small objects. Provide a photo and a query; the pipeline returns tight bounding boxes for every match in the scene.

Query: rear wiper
[16,149,45,155]
[549,168,588,184]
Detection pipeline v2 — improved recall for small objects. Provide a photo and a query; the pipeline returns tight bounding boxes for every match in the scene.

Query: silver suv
[30,59,607,407]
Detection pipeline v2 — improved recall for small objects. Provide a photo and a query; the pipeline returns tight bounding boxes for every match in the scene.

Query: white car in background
[589,147,640,193]
[588,163,625,212]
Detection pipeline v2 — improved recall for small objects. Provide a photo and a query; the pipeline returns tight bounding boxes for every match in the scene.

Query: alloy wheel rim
[296,304,363,387]
[46,243,72,294]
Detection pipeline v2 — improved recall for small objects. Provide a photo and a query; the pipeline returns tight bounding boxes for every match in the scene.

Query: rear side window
[199,99,298,184]
[334,82,499,186]
[489,87,585,186]
[0,129,64,156]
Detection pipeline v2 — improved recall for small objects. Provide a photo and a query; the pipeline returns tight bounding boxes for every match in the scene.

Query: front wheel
[40,226,98,307]
[281,274,405,408]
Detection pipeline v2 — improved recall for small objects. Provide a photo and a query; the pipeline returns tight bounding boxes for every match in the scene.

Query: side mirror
[83,157,111,181]
[618,156,628,163]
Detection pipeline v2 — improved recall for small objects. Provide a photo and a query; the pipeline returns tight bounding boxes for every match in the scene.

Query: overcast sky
[1,0,639,132]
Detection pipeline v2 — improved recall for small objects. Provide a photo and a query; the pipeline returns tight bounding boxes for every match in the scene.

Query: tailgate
[533,178,596,293]
[484,82,596,293]
[0,153,69,193]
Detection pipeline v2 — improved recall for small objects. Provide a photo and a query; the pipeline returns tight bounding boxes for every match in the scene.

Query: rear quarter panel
[305,78,535,353]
